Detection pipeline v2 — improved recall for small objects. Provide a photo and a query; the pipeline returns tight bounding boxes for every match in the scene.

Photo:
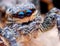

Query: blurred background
[40,0,60,14]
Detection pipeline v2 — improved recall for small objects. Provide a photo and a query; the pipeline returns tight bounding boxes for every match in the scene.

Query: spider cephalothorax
[0,2,40,46]
[6,2,37,24]
[0,0,57,46]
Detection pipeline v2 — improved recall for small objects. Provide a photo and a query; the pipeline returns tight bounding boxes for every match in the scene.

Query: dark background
[40,0,60,14]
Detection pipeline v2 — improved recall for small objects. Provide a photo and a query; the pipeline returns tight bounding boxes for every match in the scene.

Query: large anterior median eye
[18,11,25,18]
[12,9,36,19]
[26,9,32,16]
[26,9,36,17]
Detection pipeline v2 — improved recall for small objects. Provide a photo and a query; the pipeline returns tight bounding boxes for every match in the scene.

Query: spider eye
[26,9,32,16]
[18,11,25,18]
[26,9,32,13]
